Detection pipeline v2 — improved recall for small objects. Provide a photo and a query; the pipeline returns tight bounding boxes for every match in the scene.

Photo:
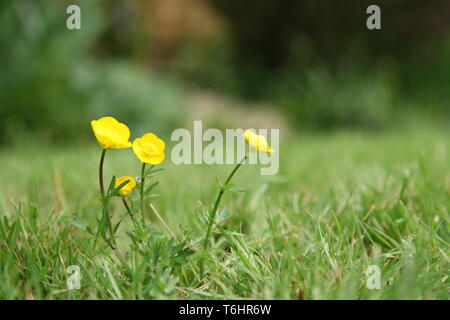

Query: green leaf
[106,175,117,196]
[145,181,160,195]
[215,207,234,224]
[114,179,131,195]
[145,166,165,176]
[70,217,87,231]
[6,220,19,247]
[197,209,209,226]
[113,220,122,233]
[226,231,245,237]
[70,217,95,235]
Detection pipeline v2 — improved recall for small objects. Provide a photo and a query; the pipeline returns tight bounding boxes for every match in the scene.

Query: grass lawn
[0,124,448,299]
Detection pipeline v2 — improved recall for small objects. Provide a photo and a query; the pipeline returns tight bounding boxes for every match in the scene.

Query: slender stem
[97,149,116,250]
[104,197,117,250]
[99,149,106,198]
[203,191,224,250]
[140,163,146,223]
[224,156,247,185]
[121,197,135,222]
[203,156,247,249]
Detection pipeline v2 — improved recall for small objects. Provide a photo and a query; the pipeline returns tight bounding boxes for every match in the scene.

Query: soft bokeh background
[1,0,449,145]
[0,0,449,300]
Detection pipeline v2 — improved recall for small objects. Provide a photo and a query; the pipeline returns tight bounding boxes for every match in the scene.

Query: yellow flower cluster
[91,116,165,165]
[91,116,273,201]
[91,116,165,199]
[91,116,274,249]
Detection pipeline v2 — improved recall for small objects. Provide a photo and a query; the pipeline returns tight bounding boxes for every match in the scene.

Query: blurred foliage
[1,0,449,140]
[174,0,450,129]
[0,0,185,145]
[272,69,395,130]
[173,40,239,95]
[210,0,450,71]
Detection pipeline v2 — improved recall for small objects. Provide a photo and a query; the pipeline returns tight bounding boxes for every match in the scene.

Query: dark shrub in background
[198,0,450,128]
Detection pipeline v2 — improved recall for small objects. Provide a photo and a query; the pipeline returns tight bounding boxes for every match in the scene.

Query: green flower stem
[140,163,146,223]
[97,149,116,249]
[203,156,247,250]
[99,149,106,198]
[102,197,117,250]
[121,197,135,222]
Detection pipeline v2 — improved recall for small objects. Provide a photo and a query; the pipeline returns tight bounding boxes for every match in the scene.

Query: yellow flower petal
[91,116,132,149]
[115,176,136,196]
[244,129,273,153]
[132,133,165,164]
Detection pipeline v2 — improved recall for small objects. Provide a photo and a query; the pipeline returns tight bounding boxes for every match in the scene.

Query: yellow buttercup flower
[244,129,274,153]
[132,133,165,165]
[115,176,136,196]
[91,116,132,149]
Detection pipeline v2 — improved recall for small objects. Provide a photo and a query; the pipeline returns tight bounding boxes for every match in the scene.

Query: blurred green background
[0,0,449,144]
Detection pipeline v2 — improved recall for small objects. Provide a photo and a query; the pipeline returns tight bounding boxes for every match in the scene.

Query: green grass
[0,125,448,299]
